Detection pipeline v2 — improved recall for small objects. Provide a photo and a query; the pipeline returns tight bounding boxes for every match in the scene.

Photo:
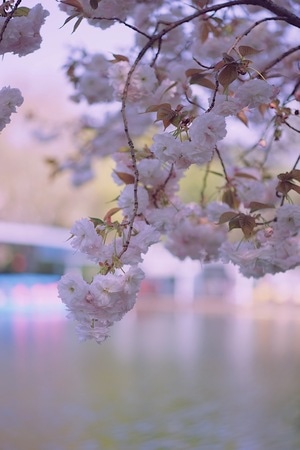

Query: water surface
[1,283,300,450]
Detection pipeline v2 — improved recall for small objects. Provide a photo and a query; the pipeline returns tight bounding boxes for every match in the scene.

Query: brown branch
[92,16,151,39]
[206,74,219,113]
[260,45,300,76]
[215,146,230,184]
[285,121,300,133]
[227,16,288,55]
[292,154,300,170]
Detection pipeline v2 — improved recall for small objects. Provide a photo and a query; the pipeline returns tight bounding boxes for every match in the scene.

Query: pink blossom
[0,87,23,132]
[70,218,103,258]
[0,4,49,57]
[189,113,227,149]
[118,185,149,216]
[235,79,274,109]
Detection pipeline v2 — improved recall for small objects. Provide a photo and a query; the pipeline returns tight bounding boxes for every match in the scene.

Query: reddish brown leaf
[218,211,239,224]
[228,216,242,231]
[249,202,275,213]
[236,110,248,127]
[185,68,206,77]
[239,214,256,238]
[222,188,240,209]
[218,64,238,89]
[156,104,177,129]
[290,169,300,182]
[189,74,216,90]
[200,22,210,43]
[238,45,261,57]
[104,208,121,223]
[110,54,129,63]
[114,171,135,184]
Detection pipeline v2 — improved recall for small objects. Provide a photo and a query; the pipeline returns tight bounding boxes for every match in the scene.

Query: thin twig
[292,153,300,170]
[227,16,287,55]
[92,16,151,39]
[284,121,300,133]
[200,161,211,207]
[215,146,230,184]
[260,45,300,77]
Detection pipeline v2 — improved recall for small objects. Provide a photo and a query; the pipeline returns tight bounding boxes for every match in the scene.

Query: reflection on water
[1,288,300,449]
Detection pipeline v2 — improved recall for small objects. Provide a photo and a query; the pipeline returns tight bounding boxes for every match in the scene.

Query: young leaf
[249,202,274,213]
[60,13,81,29]
[239,214,256,239]
[72,16,84,33]
[218,64,238,89]
[218,211,239,224]
[290,169,300,182]
[13,7,30,17]
[90,0,100,9]
[189,74,216,90]
[110,54,129,63]
[103,208,121,223]
[277,170,300,195]
[236,110,248,127]
[114,171,135,184]
[185,68,206,77]
[238,45,261,57]
[222,188,240,209]
[155,104,177,129]
[89,217,105,227]
[228,216,242,231]
[234,172,258,180]
[60,0,83,10]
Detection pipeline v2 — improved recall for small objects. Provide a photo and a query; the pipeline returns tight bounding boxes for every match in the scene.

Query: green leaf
[13,7,30,17]
[72,15,84,33]
[89,217,105,227]
[60,13,80,29]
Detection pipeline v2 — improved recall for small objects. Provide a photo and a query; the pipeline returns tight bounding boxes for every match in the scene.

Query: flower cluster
[2,0,300,342]
[0,4,49,57]
[58,266,144,343]
[0,3,49,133]
[0,87,23,132]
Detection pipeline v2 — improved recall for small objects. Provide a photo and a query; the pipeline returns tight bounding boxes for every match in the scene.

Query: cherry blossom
[0,87,23,132]
[0,4,49,56]
[2,0,300,342]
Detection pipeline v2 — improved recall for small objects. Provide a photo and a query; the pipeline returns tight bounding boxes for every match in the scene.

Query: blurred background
[1,2,300,450]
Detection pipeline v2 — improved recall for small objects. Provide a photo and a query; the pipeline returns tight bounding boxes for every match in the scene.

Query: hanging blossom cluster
[2,0,300,342]
[0,2,49,131]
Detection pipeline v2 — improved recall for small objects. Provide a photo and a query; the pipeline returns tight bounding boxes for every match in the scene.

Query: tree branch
[260,45,300,76]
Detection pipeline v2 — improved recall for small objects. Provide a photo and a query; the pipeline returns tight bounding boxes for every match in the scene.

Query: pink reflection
[7,281,67,353]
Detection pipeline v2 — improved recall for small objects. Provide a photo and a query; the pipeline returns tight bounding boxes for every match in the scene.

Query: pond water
[1,277,300,450]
